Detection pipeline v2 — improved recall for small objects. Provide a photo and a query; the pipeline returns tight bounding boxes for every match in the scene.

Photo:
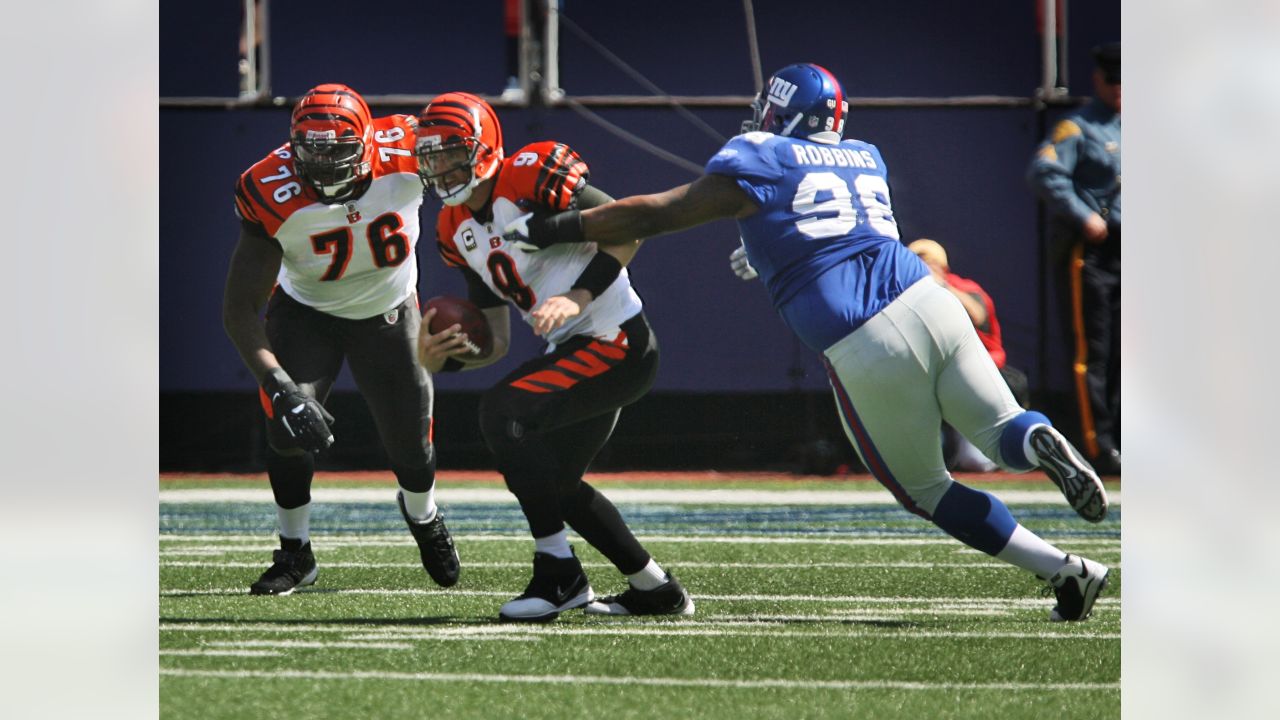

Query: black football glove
[503,209,585,252]
[263,368,335,453]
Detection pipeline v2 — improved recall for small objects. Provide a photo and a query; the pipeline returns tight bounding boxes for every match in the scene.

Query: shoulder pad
[235,144,310,236]
[370,115,419,175]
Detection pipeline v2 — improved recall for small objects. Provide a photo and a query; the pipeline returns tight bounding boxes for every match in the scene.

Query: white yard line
[159,586,1117,606]
[159,667,1119,691]
[160,534,1120,547]
[159,560,1051,569]
[160,620,1119,641]
[160,487,1119,506]
[159,649,283,657]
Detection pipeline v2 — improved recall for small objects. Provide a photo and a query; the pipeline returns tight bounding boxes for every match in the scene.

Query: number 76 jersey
[233,114,423,320]
[706,131,928,353]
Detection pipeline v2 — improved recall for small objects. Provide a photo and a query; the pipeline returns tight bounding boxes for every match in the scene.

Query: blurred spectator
[909,238,1029,472]
[1026,42,1121,475]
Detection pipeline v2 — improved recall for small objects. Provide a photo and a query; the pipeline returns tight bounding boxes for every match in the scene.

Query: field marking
[160,533,1120,547]
[160,620,1119,641]
[159,649,282,657]
[205,639,412,650]
[160,487,1120,506]
[160,559,1056,570]
[159,586,1117,607]
[159,667,1119,692]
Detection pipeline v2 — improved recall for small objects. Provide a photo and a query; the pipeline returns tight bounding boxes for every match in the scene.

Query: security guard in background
[1027,42,1121,475]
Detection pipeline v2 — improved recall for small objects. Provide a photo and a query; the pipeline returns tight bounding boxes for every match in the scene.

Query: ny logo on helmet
[767,77,799,107]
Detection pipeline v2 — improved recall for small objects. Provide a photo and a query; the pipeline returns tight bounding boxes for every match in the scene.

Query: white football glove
[729,242,758,281]
[502,212,544,253]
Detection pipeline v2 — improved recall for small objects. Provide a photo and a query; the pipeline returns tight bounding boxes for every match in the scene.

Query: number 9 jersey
[435,141,643,347]
[233,114,423,320]
[706,131,928,353]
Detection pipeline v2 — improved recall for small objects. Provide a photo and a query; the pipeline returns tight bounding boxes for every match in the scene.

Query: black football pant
[261,290,435,509]
[480,312,659,575]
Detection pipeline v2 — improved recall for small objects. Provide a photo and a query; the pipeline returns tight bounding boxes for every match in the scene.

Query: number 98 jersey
[435,141,643,347]
[233,115,423,320]
[706,131,928,352]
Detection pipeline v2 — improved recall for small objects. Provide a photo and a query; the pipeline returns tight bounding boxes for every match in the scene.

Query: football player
[224,84,459,596]
[414,92,692,622]
[507,64,1112,622]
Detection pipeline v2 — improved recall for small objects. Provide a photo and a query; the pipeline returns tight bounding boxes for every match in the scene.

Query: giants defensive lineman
[508,64,1112,621]
[414,92,692,622]
[224,84,459,595]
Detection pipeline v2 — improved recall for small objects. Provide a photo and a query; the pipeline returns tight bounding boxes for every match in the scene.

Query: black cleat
[586,574,695,617]
[1030,425,1109,522]
[499,551,593,623]
[249,537,317,596]
[397,492,460,588]
[1046,554,1110,621]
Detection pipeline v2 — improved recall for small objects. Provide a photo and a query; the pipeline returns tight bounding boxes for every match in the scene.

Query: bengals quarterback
[223,83,459,596]
[414,92,693,622]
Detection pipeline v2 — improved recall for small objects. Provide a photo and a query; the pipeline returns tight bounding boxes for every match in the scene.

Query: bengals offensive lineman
[223,84,459,596]
[414,92,693,621]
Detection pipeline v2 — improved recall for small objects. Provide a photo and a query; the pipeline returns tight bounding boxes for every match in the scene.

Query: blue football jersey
[706,132,928,352]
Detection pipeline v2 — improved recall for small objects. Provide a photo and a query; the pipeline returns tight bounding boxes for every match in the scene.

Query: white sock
[627,559,668,590]
[1022,423,1051,467]
[277,504,311,545]
[996,524,1070,578]
[534,530,573,559]
[400,488,437,523]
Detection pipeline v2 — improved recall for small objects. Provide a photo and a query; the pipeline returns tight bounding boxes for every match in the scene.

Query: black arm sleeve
[461,266,506,308]
[573,184,614,210]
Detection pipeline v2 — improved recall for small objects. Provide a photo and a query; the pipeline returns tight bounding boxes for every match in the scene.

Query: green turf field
[160,475,1120,719]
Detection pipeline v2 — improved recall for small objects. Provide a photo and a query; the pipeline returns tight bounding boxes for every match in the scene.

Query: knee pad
[265,449,314,509]
[932,482,1017,556]
[998,411,1050,470]
[391,454,436,494]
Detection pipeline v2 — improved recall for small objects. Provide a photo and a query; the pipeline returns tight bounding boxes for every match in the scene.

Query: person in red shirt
[909,239,1030,471]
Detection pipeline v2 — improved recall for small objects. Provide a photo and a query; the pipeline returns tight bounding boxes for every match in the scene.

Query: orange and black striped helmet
[414,92,504,206]
[289,83,374,202]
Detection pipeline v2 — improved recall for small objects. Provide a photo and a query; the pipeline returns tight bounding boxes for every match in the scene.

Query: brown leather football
[423,295,494,359]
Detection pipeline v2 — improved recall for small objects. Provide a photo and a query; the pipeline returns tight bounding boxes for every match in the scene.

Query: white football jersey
[436,141,642,347]
[235,115,423,320]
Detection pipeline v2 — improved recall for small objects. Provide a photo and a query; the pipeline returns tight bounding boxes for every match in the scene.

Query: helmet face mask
[289,84,374,203]
[292,133,367,201]
[415,135,485,206]
[415,92,503,207]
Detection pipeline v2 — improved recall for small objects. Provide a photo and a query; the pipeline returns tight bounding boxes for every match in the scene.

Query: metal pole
[258,0,271,99]
[1039,0,1057,100]
[742,0,764,94]
[542,1,563,102]
[238,0,257,100]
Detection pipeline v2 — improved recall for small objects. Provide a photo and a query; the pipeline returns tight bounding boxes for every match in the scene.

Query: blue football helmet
[742,63,848,143]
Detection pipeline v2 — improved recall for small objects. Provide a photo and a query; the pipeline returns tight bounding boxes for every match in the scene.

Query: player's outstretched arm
[583,173,756,246]
[507,174,755,249]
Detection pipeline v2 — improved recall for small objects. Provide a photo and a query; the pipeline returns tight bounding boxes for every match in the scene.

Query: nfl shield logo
[383,309,400,325]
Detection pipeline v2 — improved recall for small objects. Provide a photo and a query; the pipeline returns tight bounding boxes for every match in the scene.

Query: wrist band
[439,357,466,373]
[532,210,585,247]
[571,251,623,299]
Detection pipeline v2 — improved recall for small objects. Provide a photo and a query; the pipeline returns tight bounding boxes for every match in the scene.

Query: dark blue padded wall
[160,0,1119,394]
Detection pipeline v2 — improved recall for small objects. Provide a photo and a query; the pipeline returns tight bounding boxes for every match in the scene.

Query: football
[423,295,494,359]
